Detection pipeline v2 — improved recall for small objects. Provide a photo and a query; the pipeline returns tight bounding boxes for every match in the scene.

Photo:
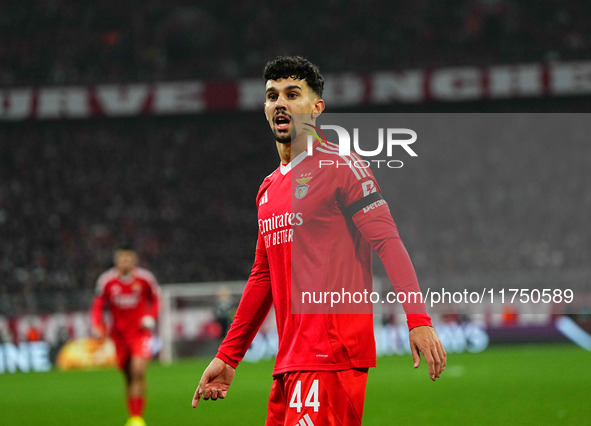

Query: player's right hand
[192,357,235,408]
[92,324,107,342]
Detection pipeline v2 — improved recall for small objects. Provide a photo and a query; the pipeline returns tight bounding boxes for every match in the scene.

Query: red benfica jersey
[91,267,160,338]
[218,141,431,375]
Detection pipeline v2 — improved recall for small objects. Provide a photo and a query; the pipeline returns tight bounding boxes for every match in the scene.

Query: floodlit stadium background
[1,1,590,425]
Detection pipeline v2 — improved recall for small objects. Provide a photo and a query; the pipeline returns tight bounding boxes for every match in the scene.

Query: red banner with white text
[2,61,591,120]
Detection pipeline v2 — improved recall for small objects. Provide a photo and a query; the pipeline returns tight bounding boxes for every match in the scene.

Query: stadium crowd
[1,0,590,86]
[0,117,274,315]
[1,113,589,316]
[1,0,590,316]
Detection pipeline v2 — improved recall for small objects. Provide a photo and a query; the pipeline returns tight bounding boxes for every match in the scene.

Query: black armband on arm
[344,192,384,218]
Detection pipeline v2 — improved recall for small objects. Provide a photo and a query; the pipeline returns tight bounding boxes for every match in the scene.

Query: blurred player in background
[91,246,161,426]
[192,56,446,425]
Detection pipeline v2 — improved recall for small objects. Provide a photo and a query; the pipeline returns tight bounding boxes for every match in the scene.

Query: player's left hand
[140,316,156,331]
[409,325,446,381]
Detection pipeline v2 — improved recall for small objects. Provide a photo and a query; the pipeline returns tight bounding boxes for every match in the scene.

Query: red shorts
[265,369,368,426]
[111,332,153,369]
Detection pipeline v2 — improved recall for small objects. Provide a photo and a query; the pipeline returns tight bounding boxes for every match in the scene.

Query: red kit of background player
[90,247,160,426]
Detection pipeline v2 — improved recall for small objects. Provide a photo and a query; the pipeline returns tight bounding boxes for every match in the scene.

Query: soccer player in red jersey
[192,57,446,425]
[91,247,161,426]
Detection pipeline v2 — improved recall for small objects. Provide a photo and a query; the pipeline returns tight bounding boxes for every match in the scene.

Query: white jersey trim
[280,150,308,175]
[95,267,160,298]
[95,268,118,295]
[135,267,162,298]
[321,141,369,178]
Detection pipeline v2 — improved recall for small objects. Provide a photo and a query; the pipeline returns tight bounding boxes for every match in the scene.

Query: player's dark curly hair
[263,56,324,98]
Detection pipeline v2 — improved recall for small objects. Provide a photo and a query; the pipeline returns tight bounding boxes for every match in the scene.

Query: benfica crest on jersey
[295,175,312,199]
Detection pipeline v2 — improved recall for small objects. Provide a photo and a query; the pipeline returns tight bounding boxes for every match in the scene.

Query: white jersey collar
[280,150,308,175]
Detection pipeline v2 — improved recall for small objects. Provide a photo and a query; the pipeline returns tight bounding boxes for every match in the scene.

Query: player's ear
[312,98,325,118]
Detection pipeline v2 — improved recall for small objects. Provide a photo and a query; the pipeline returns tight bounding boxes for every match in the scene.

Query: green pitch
[1,344,589,425]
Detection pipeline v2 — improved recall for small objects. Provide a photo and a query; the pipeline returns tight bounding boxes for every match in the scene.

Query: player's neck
[276,141,290,164]
[117,269,134,282]
[276,138,306,165]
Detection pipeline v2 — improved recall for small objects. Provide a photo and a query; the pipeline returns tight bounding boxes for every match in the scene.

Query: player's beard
[271,112,295,144]
[274,130,292,144]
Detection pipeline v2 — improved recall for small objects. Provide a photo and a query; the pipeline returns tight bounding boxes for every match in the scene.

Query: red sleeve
[91,272,112,329]
[354,210,432,331]
[90,293,106,329]
[216,233,273,368]
[144,271,161,319]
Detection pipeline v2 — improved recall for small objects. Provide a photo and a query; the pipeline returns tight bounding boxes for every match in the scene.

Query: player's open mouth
[274,114,291,131]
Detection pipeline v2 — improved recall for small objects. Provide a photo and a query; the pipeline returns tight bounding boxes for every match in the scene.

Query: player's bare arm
[192,357,236,407]
[409,325,447,381]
